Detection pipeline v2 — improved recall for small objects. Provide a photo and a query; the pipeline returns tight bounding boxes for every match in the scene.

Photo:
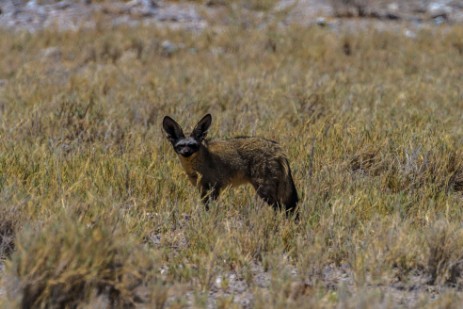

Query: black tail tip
[284,190,299,220]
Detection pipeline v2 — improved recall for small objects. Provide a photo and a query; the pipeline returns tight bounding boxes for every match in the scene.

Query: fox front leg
[200,183,221,210]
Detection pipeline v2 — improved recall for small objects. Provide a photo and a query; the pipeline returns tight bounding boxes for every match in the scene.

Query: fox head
[162,114,212,158]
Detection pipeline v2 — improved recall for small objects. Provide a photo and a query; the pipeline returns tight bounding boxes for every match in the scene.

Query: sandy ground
[1,0,463,33]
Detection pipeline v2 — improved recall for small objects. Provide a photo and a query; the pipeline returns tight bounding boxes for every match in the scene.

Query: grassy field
[1,18,463,308]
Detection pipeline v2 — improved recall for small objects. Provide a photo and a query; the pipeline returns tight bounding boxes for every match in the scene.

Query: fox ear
[163,116,185,144]
[191,114,212,142]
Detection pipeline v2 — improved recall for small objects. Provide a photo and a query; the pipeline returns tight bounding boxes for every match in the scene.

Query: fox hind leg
[251,180,279,211]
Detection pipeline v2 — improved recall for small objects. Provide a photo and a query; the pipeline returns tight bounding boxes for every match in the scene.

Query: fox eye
[174,142,199,153]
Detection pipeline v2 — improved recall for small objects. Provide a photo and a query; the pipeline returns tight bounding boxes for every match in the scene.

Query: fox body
[162,114,299,214]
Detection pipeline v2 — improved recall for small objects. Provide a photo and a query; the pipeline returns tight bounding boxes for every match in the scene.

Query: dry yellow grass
[0,19,463,308]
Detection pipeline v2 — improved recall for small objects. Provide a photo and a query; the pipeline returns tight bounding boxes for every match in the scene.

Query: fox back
[162,114,299,215]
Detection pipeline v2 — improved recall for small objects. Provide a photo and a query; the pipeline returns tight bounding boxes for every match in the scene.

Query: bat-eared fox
[162,114,299,216]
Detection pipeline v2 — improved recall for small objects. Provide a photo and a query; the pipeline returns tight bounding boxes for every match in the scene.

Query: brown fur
[163,114,299,215]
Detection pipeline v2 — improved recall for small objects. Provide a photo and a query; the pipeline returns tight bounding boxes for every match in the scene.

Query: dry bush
[426,221,463,287]
[170,0,278,11]
[330,0,374,17]
[3,214,165,308]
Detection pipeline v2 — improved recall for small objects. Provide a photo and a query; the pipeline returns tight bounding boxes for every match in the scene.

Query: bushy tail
[278,158,299,215]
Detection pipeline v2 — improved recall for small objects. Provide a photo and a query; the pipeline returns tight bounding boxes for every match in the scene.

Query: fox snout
[173,139,200,158]
[178,146,195,157]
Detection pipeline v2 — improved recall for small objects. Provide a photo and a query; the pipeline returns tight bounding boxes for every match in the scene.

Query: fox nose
[180,147,193,157]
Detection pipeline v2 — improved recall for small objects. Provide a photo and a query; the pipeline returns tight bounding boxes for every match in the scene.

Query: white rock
[161,40,177,56]
[404,29,416,39]
[215,275,222,288]
[387,3,399,12]
[427,2,452,18]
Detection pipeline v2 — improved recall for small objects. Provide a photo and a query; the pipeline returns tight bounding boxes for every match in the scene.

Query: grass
[1,18,463,308]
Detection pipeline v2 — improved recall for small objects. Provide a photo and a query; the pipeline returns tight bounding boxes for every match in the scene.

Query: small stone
[316,17,327,27]
[387,3,399,12]
[215,275,222,289]
[404,29,416,39]
[161,40,177,56]
[41,47,62,60]
[434,15,447,25]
